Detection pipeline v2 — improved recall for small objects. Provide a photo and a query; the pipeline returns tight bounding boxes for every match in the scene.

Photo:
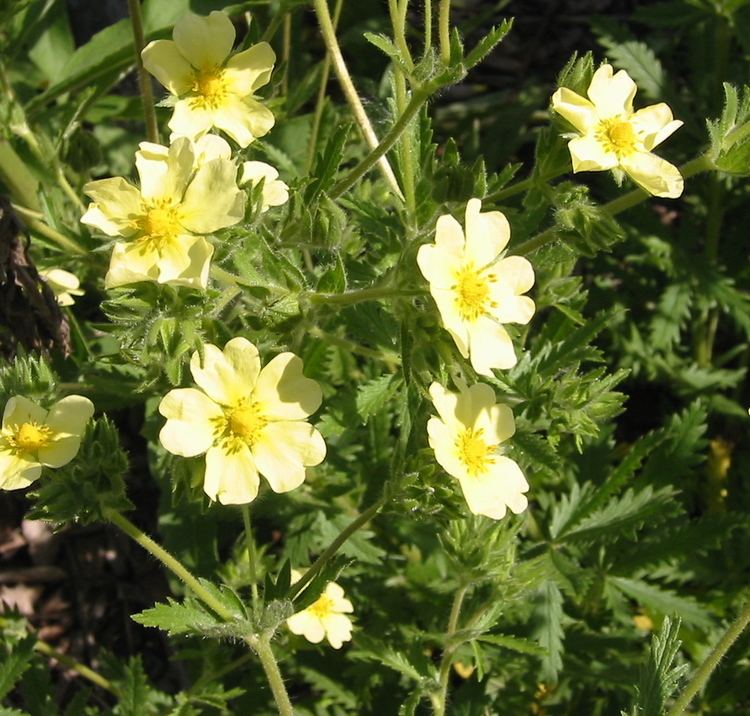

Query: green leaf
[0,634,36,700]
[597,39,665,100]
[132,597,222,637]
[633,617,689,716]
[355,374,399,423]
[477,633,546,656]
[532,581,565,684]
[113,656,173,716]
[464,19,513,70]
[608,577,713,629]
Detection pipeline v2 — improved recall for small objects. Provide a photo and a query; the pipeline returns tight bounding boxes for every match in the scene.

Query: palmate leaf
[632,616,689,716]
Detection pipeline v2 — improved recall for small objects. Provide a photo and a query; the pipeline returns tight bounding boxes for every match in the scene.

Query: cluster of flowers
[1,10,683,650]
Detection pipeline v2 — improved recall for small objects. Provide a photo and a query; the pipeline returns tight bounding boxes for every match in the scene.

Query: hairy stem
[312,0,404,198]
[12,204,87,255]
[106,509,234,621]
[438,0,451,64]
[35,640,117,694]
[248,635,294,716]
[423,0,433,59]
[433,584,469,715]
[667,602,750,716]
[290,496,386,600]
[242,505,260,610]
[126,0,159,143]
[308,285,426,306]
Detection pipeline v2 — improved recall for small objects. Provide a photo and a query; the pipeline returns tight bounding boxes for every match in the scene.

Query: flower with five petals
[158,338,326,505]
[551,63,683,198]
[417,198,535,375]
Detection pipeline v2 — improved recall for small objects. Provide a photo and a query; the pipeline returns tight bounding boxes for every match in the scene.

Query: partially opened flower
[427,382,528,520]
[417,198,535,375]
[81,136,244,289]
[39,268,84,306]
[159,338,326,505]
[551,63,683,198]
[287,569,354,649]
[240,161,289,212]
[0,395,94,490]
[142,11,276,147]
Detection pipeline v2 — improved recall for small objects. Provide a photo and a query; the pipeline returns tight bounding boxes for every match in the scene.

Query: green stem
[484,168,569,204]
[438,0,451,64]
[392,67,417,223]
[511,154,714,257]
[433,584,468,716]
[308,285,426,306]
[14,207,88,255]
[423,0,432,59]
[309,326,401,366]
[106,509,234,621]
[290,496,386,601]
[127,0,159,144]
[249,635,294,716]
[667,603,750,716]
[242,505,260,610]
[312,0,404,199]
[306,0,344,173]
[35,640,117,694]
[190,652,252,694]
[281,12,292,97]
[330,73,448,198]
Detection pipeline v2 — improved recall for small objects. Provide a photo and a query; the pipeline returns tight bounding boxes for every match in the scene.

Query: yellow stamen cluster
[190,67,230,110]
[596,117,638,157]
[6,422,53,454]
[307,594,335,619]
[211,401,268,454]
[455,427,495,476]
[453,264,496,323]
[140,203,184,238]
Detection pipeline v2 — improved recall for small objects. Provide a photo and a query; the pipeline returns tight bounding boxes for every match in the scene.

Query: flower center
[597,117,638,157]
[8,422,52,453]
[212,401,268,453]
[455,427,495,476]
[307,594,335,619]
[191,67,230,110]
[453,263,495,322]
[141,204,183,239]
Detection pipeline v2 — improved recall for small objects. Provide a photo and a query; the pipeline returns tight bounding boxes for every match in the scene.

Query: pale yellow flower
[39,268,84,306]
[427,382,528,520]
[0,395,94,490]
[287,569,354,649]
[417,198,535,375]
[81,136,244,289]
[158,338,326,505]
[142,11,276,148]
[240,161,289,212]
[551,63,683,198]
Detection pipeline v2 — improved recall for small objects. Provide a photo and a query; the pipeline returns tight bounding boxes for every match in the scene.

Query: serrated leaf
[0,634,36,700]
[532,581,565,684]
[477,633,546,656]
[131,597,222,637]
[355,374,399,422]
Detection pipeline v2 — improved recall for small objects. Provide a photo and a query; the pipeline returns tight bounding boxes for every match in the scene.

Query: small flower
[158,337,326,505]
[427,382,528,520]
[81,136,244,289]
[142,11,276,148]
[551,63,684,198]
[417,198,535,375]
[287,569,354,649]
[240,161,289,212]
[39,268,84,306]
[0,395,94,490]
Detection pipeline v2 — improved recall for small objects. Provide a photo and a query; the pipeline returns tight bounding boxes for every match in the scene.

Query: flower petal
[587,64,637,118]
[104,241,160,288]
[631,103,682,150]
[567,135,618,172]
[325,582,353,612]
[321,613,353,648]
[253,420,326,493]
[44,395,93,436]
[173,11,235,70]
[621,151,684,198]
[157,235,214,289]
[434,212,466,255]
[492,255,535,296]
[474,402,515,446]
[0,451,41,490]
[428,417,468,482]
[287,611,326,643]
[204,444,259,505]
[141,39,194,94]
[180,158,245,233]
[136,137,193,202]
[417,244,458,289]
[468,317,516,375]
[464,198,510,267]
[551,87,598,133]
[194,134,233,164]
[159,388,223,457]
[431,288,470,358]
[457,455,528,519]
[190,339,260,406]
[82,178,143,237]
[212,97,275,148]
[3,396,47,428]
[169,99,214,141]
[225,42,276,93]
[253,354,322,420]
